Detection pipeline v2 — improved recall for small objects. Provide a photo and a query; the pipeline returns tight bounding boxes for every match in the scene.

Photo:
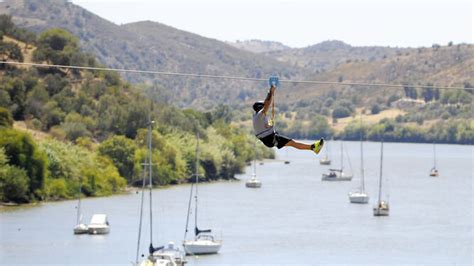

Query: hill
[1,0,304,108]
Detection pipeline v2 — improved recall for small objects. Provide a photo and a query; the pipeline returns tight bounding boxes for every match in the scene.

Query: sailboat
[322,141,352,181]
[319,139,331,165]
[246,144,262,188]
[137,118,186,266]
[183,133,222,255]
[73,187,88,234]
[429,143,439,177]
[373,141,389,216]
[349,117,369,203]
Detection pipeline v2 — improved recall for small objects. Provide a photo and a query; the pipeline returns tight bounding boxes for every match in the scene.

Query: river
[1,141,472,265]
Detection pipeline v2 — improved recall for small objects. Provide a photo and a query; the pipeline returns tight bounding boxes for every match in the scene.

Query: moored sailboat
[319,139,331,165]
[373,141,389,216]
[322,141,352,181]
[183,133,222,255]
[349,117,369,203]
[246,146,262,188]
[73,187,88,234]
[429,142,439,177]
[136,118,186,266]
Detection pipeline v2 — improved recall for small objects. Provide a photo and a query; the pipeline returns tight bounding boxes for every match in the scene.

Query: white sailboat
[73,187,88,234]
[429,143,439,177]
[319,139,331,165]
[246,147,262,188]
[137,118,186,266]
[349,117,369,204]
[322,141,352,181]
[183,134,222,255]
[373,141,389,216]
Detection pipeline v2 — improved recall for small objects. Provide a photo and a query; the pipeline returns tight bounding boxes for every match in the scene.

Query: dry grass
[237,108,408,134]
[13,121,50,141]
[3,35,36,64]
[330,108,406,133]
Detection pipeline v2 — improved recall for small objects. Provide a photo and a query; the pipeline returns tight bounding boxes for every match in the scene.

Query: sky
[72,0,473,48]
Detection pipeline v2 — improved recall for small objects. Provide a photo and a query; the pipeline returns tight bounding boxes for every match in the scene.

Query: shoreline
[0,172,252,209]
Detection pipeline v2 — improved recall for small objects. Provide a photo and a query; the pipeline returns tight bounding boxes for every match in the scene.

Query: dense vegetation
[0,18,273,203]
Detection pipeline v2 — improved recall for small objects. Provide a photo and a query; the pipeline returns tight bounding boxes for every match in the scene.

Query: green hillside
[0,19,273,204]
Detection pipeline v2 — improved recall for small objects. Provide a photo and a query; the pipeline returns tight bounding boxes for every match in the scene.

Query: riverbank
[0,174,245,209]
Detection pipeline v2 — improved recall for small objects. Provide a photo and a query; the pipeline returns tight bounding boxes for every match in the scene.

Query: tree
[0,41,24,63]
[422,87,434,102]
[33,28,82,67]
[44,74,68,96]
[403,86,418,99]
[0,129,47,199]
[3,77,27,120]
[0,148,30,203]
[41,101,66,130]
[98,135,137,182]
[0,15,15,36]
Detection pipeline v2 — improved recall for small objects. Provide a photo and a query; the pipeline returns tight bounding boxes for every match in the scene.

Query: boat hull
[373,202,390,216]
[348,192,369,204]
[183,240,222,255]
[88,226,109,235]
[140,246,186,266]
[245,179,262,188]
[73,223,88,234]
[322,173,352,181]
[373,208,389,216]
[319,159,331,165]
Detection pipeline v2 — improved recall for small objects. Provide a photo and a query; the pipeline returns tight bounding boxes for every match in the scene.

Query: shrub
[0,107,13,127]
[371,104,381,114]
[332,107,351,119]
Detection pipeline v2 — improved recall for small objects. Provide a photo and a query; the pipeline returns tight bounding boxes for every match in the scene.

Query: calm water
[1,141,472,265]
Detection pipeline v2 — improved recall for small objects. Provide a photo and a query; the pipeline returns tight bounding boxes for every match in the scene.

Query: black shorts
[258,132,292,149]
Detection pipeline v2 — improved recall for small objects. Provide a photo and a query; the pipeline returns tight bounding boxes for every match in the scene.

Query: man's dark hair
[253,101,264,112]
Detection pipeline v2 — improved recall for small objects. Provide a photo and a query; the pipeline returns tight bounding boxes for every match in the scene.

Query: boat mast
[340,141,344,171]
[360,115,365,192]
[194,133,200,237]
[377,141,384,203]
[76,186,82,224]
[433,142,437,168]
[326,139,330,159]
[147,116,154,246]
[135,158,148,264]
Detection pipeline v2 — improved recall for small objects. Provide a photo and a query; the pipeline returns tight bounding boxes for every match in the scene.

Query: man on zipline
[253,84,324,154]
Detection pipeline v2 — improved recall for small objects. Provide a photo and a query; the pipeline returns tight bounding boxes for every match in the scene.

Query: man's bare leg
[285,140,312,150]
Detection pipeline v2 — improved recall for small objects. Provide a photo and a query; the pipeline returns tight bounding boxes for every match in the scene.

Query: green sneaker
[312,138,324,154]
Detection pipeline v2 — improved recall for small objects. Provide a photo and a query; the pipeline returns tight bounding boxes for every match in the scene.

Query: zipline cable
[0,61,472,91]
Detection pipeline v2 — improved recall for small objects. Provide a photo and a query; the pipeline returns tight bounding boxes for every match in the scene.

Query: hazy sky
[72,0,473,48]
